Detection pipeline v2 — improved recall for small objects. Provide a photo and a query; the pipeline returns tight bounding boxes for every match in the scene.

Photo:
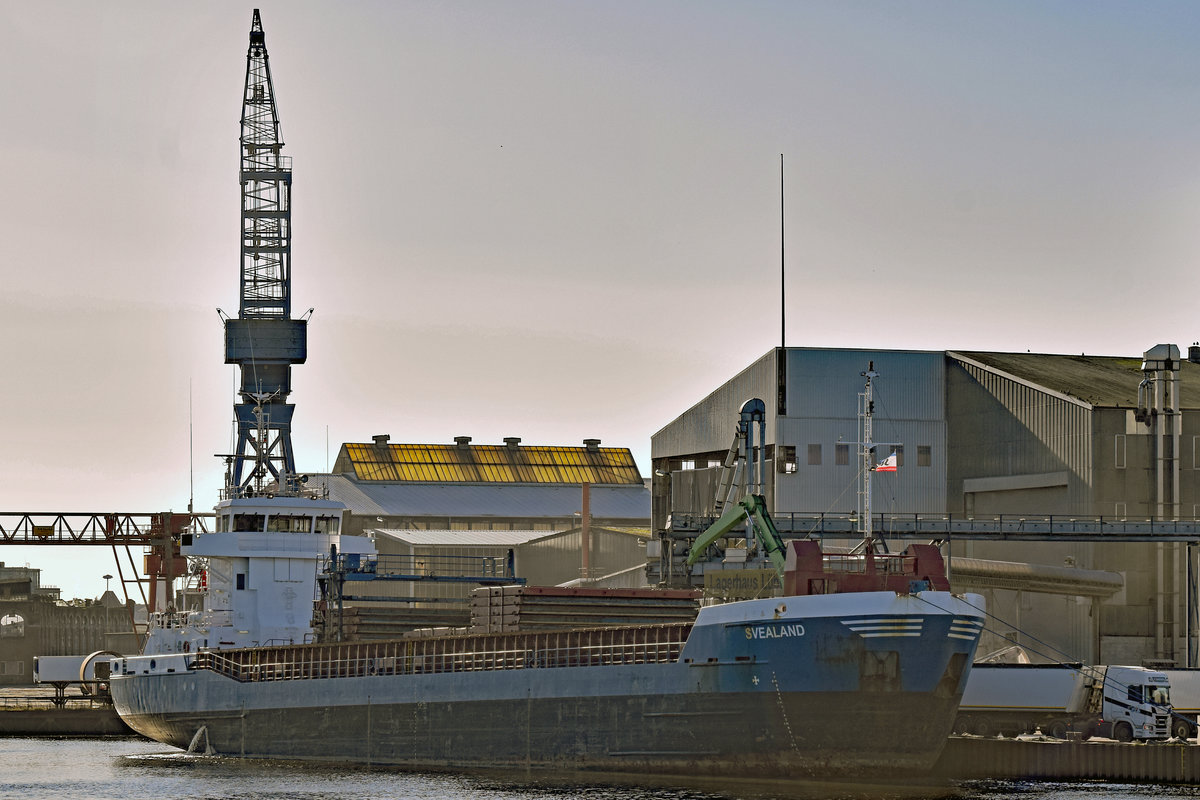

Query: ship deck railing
[191,623,693,683]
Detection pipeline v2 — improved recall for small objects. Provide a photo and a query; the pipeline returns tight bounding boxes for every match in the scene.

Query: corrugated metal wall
[948,356,1093,513]
[518,530,647,585]
[774,349,947,515]
[651,350,778,460]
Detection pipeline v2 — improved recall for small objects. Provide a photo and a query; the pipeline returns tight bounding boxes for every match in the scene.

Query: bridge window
[267,514,312,533]
[314,516,340,534]
[233,514,265,532]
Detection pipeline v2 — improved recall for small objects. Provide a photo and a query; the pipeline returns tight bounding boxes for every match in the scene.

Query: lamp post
[101,574,114,645]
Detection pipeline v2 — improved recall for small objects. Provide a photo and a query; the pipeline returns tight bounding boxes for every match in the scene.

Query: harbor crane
[222,9,307,495]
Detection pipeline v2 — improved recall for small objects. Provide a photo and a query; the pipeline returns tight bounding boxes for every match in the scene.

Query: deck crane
[222,9,308,495]
[686,399,790,581]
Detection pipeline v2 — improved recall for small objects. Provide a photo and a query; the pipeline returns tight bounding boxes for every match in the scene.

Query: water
[0,738,1191,800]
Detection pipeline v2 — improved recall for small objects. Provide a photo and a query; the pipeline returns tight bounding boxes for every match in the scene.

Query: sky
[4,1,1200,599]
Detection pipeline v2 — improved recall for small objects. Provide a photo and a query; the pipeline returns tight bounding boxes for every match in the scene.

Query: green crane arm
[685,494,789,579]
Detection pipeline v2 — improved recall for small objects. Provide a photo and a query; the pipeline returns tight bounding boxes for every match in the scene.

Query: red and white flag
[875,451,898,472]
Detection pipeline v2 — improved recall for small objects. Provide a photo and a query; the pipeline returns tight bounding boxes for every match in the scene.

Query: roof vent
[583,438,601,452]
[372,434,390,447]
[504,437,522,450]
[454,436,472,449]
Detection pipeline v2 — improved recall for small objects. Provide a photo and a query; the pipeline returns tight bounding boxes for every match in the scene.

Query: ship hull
[112,591,984,778]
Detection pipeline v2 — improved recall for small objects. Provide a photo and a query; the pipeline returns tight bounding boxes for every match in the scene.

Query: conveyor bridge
[667,512,1200,543]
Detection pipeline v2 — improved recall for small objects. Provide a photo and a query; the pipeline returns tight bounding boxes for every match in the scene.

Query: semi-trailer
[955,663,1172,741]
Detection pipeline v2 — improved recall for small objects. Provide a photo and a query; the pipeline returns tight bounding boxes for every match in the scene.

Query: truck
[954,663,1173,742]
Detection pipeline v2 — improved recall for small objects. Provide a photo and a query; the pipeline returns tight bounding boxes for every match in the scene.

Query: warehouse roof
[952,350,1200,408]
[312,474,650,520]
[332,439,643,485]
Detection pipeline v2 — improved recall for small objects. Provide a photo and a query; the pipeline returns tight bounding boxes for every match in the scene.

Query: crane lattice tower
[223,9,306,494]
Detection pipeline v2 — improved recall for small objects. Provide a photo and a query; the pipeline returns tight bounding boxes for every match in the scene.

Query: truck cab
[1084,665,1171,742]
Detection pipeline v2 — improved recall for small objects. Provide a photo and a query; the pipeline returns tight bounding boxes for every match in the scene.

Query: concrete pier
[0,706,132,736]
[934,737,1200,783]
[1,689,133,736]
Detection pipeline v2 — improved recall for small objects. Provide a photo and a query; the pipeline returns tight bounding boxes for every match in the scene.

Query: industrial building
[308,436,652,636]
[0,563,137,685]
[314,435,650,534]
[651,345,1200,667]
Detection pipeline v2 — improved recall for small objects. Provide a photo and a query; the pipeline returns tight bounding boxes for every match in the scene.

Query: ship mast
[858,363,878,543]
[223,9,307,496]
[857,362,901,549]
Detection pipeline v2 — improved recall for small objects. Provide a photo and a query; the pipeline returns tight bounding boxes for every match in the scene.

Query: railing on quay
[193,623,693,683]
[0,695,110,710]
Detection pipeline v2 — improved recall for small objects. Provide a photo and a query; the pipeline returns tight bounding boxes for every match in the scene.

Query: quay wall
[0,707,132,736]
[935,737,1200,783]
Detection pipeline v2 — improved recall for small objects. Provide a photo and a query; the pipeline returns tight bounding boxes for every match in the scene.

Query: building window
[236,573,246,591]
[1194,437,1200,470]
[1116,434,1127,470]
[0,661,23,676]
[1115,502,1127,518]
[807,444,822,466]
[894,445,904,467]
[780,446,797,474]
[917,445,931,467]
[836,444,850,466]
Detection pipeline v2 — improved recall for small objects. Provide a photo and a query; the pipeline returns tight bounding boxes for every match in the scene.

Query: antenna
[188,379,194,514]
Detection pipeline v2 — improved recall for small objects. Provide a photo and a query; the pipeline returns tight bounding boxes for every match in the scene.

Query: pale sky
[4,1,1200,599]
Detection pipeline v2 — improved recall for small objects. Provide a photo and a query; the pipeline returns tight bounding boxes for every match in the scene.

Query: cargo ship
[109,483,985,777]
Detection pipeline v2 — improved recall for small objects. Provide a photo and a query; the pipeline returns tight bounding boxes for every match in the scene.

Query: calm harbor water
[0,738,1194,800]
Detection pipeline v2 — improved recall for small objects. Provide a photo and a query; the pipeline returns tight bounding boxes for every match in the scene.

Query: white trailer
[32,655,94,684]
[956,663,1172,741]
[1161,669,1200,739]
